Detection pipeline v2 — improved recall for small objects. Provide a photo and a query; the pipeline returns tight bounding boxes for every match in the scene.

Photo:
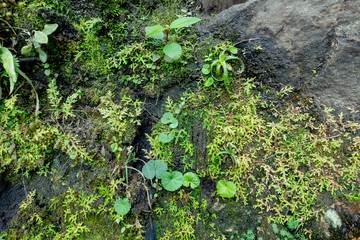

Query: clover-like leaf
[161,112,178,128]
[162,171,184,191]
[161,112,175,124]
[145,25,165,38]
[42,24,58,35]
[216,180,236,198]
[33,31,48,44]
[202,64,210,75]
[204,77,214,87]
[142,160,168,180]
[183,172,200,189]
[114,198,131,216]
[163,43,182,60]
[159,132,175,143]
[170,17,201,29]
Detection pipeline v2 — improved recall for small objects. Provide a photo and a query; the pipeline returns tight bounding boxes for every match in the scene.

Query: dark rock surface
[195,0,247,15]
[197,0,360,120]
[0,181,25,232]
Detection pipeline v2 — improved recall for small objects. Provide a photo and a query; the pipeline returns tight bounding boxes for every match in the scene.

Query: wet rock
[0,181,25,232]
[321,202,360,240]
[195,0,247,15]
[197,0,360,120]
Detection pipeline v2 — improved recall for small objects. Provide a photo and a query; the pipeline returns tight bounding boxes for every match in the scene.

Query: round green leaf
[202,64,210,75]
[159,132,175,143]
[204,77,214,87]
[161,112,175,124]
[162,171,184,191]
[163,43,182,60]
[42,23,58,35]
[142,160,168,179]
[170,17,201,29]
[217,180,236,198]
[114,198,131,216]
[44,69,51,76]
[33,31,48,44]
[183,172,200,189]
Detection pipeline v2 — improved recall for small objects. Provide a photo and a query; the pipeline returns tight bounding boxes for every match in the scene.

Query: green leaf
[161,112,175,124]
[33,31,48,44]
[145,25,165,38]
[159,132,175,143]
[183,172,200,189]
[164,55,174,63]
[21,43,33,55]
[162,171,184,191]
[0,47,17,93]
[169,118,178,128]
[202,64,210,75]
[216,180,236,198]
[145,26,164,40]
[36,48,47,63]
[163,43,182,60]
[228,46,238,54]
[114,198,131,216]
[44,69,51,76]
[204,77,214,87]
[153,54,161,62]
[161,112,178,128]
[170,17,201,29]
[142,160,168,179]
[42,23,58,35]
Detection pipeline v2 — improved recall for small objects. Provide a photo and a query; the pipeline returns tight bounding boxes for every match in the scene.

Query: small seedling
[21,24,58,63]
[146,17,201,64]
[202,44,245,92]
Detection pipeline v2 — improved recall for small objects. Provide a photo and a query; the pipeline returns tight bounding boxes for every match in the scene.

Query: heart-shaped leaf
[161,112,178,128]
[217,180,236,198]
[161,112,175,124]
[42,23,58,35]
[183,172,200,189]
[202,64,210,75]
[145,25,165,38]
[142,160,168,180]
[33,31,48,44]
[170,17,201,29]
[159,132,175,143]
[204,77,214,87]
[163,43,181,60]
[114,198,131,216]
[162,171,184,191]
